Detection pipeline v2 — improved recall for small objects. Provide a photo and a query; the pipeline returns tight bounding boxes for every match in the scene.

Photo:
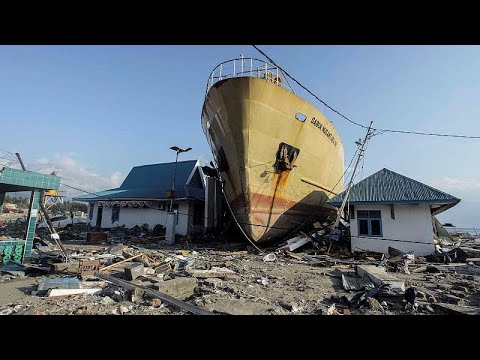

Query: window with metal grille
[111,206,120,223]
[89,203,94,220]
[357,210,382,237]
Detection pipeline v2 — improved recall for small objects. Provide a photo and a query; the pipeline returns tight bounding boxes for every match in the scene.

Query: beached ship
[201,58,344,244]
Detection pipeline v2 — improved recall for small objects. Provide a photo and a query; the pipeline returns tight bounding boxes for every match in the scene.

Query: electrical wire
[252,45,480,140]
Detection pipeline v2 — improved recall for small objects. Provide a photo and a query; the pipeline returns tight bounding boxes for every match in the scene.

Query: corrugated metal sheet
[328,168,460,205]
[341,274,375,291]
[74,160,204,201]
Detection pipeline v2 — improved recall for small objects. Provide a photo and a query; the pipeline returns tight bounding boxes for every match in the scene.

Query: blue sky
[1,45,479,226]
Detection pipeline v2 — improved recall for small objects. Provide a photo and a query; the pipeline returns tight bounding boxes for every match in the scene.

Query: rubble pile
[0,222,479,315]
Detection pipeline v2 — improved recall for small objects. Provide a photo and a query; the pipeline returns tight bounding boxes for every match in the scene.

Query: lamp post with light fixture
[169,146,192,212]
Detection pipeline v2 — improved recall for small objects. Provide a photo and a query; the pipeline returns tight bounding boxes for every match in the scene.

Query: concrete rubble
[0,218,479,315]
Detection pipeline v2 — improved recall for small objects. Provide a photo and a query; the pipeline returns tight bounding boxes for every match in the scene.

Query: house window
[89,204,94,220]
[357,210,382,237]
[111,206,120,223]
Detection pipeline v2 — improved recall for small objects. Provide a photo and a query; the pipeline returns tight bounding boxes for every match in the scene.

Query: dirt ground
[1,239,478,316]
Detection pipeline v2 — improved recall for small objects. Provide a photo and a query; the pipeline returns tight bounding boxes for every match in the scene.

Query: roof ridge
[131,159,198,169]
[380,168,459,200]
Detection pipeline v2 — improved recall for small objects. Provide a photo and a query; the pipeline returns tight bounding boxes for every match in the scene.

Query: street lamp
[169,146,192,212]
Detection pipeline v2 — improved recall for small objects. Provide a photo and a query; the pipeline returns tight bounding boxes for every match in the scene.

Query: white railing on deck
[205,57,293,95]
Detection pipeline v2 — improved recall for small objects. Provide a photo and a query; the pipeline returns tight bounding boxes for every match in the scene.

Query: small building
[328,168,460,255]
[73,160,205,236]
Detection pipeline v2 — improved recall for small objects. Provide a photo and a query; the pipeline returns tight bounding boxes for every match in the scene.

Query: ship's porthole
[295,112,307,122]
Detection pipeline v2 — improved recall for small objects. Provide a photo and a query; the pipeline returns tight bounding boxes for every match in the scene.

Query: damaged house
[328,168,460,256]
[73,160,205,236]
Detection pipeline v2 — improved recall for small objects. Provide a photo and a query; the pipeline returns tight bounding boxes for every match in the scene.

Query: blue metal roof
[73,160,204,202]
[328,168,460,206]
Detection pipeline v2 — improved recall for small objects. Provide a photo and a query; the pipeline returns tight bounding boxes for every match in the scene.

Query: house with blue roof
[73,160,205,236]
[328,168,460,255]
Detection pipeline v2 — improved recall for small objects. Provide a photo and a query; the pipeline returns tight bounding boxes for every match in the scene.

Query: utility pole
[329,121,373,251]
[334,121,373,228]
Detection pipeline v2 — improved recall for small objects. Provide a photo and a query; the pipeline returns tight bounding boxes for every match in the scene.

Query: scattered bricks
[153,277,198,301]
[124,263,144,281]
[87,232,108,243]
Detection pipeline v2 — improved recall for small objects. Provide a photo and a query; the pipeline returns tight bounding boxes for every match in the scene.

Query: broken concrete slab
[206,298,276,315]
[187,267,235,279]
[153,277,197,301]
[38,277,81,291]
[51,262,80,273]
[356,265,405,292]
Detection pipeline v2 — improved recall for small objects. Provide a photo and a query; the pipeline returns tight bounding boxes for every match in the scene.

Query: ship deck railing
[205,57,294,95]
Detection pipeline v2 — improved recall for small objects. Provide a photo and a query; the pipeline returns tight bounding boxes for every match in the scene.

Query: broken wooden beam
[47,288,102,298]
[99,253,144,272]
[94,272,212,315]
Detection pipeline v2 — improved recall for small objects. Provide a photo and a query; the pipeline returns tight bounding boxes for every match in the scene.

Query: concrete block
[356,265,405,292]
[52,262,80,273]
[153,277,197,301]
[124,263,144,280]
[204,278,224,289]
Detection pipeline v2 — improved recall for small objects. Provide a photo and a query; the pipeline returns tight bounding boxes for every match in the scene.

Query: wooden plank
[47,288,102,298]
[99,253,144,272]
[285,251,304,261]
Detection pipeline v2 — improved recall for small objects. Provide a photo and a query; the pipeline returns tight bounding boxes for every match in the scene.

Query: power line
[252,45,480,140]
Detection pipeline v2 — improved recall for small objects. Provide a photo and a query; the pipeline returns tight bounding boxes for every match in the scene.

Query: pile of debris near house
[1,219,479,315]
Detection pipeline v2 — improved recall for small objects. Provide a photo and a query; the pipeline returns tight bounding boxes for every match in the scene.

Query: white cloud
[27,153,124,198]
[431,177,480,192]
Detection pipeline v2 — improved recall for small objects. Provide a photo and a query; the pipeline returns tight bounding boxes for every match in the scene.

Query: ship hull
[201,77,344,243]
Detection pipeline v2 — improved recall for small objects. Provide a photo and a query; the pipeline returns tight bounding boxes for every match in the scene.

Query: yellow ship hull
[202,77,344,243]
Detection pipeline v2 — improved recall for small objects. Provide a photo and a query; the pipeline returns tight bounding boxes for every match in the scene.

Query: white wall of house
[88,200,194,236]
[350,204,435,256]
